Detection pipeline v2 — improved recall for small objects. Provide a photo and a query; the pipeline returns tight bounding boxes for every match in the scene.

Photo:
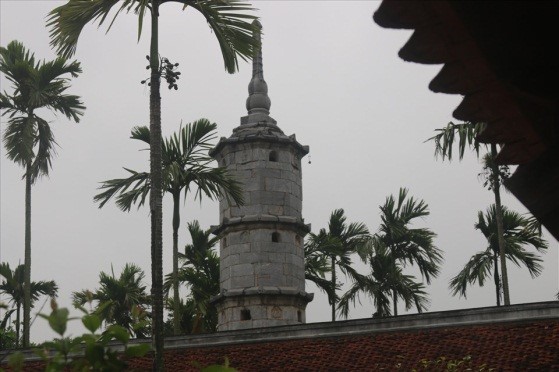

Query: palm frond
[48,0,147,58]
[185,0,260,73]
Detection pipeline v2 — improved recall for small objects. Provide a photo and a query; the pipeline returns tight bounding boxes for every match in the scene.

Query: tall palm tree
[376,188,442,316]
[48,4,259,364]
[94,120,243,335]
[0,263,58,348]
[449,205,548,305]
[338,241,429,318]
[73,263,151,338]
[427,121,512,306]
[0,41,84,347]
[310,209,370,321]
[164,221,220,334]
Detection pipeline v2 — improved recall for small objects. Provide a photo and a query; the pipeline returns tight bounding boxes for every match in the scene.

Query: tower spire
[246,20,271,115]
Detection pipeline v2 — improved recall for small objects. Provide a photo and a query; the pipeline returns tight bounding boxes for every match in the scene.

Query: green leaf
[106,324,129,343]
[124,343,151,357]
[82,313,102,333]
[47,308,70,336]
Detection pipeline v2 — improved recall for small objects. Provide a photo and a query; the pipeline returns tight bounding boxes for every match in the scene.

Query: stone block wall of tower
[214,140,306,294]
[217,142,303,220]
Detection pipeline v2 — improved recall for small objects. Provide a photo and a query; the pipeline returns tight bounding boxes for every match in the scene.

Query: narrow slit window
[241,309,251,321]
[297,310,302,323]
[269,151,278,162]
[272,232,280,243]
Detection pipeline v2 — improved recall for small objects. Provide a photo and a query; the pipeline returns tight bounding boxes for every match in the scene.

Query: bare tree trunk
[172,192,181,335]
[331,255,336,322]
[23,162,31,347]
[490,144,510,306]
[150,2,164,370]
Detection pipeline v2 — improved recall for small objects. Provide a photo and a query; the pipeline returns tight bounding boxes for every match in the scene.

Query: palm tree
[163,221,220,334]
[375,188,442,316]
[94,120,243,335]
[48,2,259,366]
[449,205,548,305]
[73,263,150,338]
[427,121,512,306]
[0,263,58,348]
[338,240,429,318]
[310,209,370,321]
[0,41,84,347]
[304,236,336,303]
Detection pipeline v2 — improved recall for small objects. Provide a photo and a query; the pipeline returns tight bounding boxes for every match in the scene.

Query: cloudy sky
[1,1,557,343]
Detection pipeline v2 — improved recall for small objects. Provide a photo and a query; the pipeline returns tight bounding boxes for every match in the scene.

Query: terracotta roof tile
[9,319,559,371]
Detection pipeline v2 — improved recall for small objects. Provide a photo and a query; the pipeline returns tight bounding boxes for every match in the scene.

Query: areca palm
[163,221,220,334]
[94,119,243,335]
[304,235,336,303]
[311,209,370,321]
[427,121,512,306]
[0,41,84,347]
[338,241,428,318]
[376,188,442,316]
[73,263,150,338]
[48,2,259,366]
[450,205,548,305]
[0,263,58,348]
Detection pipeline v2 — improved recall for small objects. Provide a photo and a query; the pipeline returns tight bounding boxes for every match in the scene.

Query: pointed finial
[246,20,271,115]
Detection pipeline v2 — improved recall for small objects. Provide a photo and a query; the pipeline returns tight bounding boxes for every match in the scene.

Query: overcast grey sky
[1,1,557,343]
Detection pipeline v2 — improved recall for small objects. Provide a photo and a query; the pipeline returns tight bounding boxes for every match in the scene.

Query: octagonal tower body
[210,21,313,331]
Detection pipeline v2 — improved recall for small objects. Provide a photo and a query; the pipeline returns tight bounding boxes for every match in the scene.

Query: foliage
[338,239,429,318]
[449,205,548,304]
[372,188,442,316]
[72,263,151,338]
[0,262,58,349]
[304,234,336,302]
[8,300,152,371]
[164,221,220,334]
[0,40,85,180]
[309,209,370,320]
[94,120,243,212]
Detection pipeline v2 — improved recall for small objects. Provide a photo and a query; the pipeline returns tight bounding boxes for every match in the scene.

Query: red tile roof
[11,318,559,371]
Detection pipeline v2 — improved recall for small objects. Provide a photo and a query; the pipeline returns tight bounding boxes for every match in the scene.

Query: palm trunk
[331,255,336,322]
[149,2,164,370]
[16,302,21,348]
[172,191,181,335]
[392,290,398,316]
[23,162,32,347]
[490,144,510,306]
[493,254,501,306]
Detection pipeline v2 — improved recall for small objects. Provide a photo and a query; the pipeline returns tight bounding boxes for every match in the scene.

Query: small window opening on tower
[222,237,227,248]
[272,232,280,243]
[269,151,278,162]
[295,235,301,244]
[297,310,302,322]
[241,309,251,321]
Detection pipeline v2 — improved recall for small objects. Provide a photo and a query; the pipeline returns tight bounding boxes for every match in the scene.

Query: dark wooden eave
[373,1,559,240]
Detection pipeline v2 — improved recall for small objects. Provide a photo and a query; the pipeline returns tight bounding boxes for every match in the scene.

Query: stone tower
[210,21,313,331]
